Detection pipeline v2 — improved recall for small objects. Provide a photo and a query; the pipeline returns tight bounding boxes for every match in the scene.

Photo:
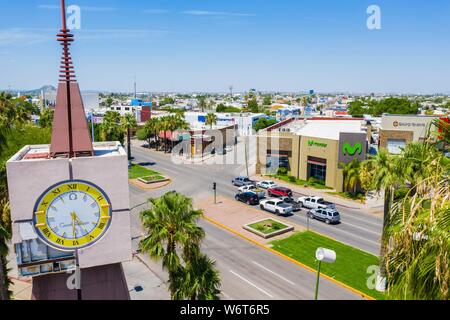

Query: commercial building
[256,118,369,192]
[183,112,267,136]
[379,114,442,154]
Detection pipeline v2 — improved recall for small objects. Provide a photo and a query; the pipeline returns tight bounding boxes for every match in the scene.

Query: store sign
[339,133,367,165]
[393,120,426,128]
[308,140,327,148]
[342,142,363,156]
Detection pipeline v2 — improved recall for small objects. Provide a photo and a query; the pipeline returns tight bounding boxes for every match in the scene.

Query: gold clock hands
[70,212,77,238]
[73,213,89,235]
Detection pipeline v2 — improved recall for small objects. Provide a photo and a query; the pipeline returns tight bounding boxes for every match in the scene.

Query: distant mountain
[1,85,57,96]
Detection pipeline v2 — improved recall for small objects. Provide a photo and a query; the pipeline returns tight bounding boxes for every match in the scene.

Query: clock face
[33,180,112,251]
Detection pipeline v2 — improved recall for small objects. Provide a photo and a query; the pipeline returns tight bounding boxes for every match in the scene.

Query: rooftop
[9,142,125,162]
[273,119,365,140]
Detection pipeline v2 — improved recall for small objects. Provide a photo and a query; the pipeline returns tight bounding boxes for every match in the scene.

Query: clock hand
[73,213,89,235]
[70,212,77,238]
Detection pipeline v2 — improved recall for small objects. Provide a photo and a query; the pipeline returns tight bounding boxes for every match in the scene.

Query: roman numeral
[56,238,65,245]
[52,188,61,195]
[98,223,106,230]
[42,228,51,237]
[97,196,104,202]
[73,240,80,246]
[68,184,78,190]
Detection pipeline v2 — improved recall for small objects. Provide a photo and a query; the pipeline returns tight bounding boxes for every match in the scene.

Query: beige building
[379,114,441,154]
[257,119,368,192]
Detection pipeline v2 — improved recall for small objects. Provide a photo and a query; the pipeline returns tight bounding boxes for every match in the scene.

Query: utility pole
[213,182,217,204]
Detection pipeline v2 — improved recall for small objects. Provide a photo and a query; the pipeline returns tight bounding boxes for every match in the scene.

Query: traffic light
[213,182,217,190]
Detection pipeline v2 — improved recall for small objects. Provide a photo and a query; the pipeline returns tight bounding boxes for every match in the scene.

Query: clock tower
[6,0,132,300]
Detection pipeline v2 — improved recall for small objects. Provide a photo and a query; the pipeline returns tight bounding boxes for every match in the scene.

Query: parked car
[232,176,255,187]
[279,197,302,211]
[235,192,260,206]
[259,198,293,215]
[308,208,341,224]
[257,180,277,189]
[268,187,293,198]
[297,196,335,210]
[238,185,266,198]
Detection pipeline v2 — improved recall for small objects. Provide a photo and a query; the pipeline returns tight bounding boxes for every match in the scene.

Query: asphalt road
[128,145,369,300]
[130,144,383,256]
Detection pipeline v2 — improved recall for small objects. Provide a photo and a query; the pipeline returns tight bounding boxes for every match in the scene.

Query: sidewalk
[252,175,384,216]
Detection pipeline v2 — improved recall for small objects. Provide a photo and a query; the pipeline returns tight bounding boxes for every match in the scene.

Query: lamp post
[314,247,336,300]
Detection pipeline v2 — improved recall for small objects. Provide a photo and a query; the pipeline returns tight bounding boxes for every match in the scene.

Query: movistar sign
[308,140,327,148]
[342,142,363,156]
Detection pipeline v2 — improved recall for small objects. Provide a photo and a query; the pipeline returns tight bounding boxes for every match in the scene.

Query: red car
[268,187,293,198]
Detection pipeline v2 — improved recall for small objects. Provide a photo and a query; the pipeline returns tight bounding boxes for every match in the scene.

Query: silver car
[308,208,341,224]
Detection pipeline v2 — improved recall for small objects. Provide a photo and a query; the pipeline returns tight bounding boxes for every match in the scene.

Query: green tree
[121,113,137,161]
[247,98,259,113]
[171,253,221,300]
[205,113,218,129]
[384,145,450,299]
[340,159,361,196]
[263,95,272,106]
[39,108,54,129]
[198,97,207,112]
[139,192,205,299]
[0,200,11,300]
[366,149,402,291]
[100,111,124,144]
[254,118,276,132]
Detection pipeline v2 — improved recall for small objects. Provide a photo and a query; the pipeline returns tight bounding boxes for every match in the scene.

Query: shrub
[277,167,288,176]
[288,176,297,182]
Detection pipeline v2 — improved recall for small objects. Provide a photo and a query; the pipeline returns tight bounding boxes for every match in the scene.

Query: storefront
[257,119,368,192]
[379,115,440,154]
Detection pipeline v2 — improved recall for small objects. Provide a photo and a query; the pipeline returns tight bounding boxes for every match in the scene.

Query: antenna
[134,76,137,99]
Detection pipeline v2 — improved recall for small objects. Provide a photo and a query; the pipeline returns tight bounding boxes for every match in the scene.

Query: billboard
[338,132,367,165]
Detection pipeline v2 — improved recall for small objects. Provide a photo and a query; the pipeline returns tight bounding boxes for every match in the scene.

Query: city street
[127,143,379,300]
[130,143,383,256]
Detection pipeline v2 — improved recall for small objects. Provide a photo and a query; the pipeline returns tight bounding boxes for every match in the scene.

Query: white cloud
[0,28,52,46]
[181,10,256,17]
[38,4,116,12]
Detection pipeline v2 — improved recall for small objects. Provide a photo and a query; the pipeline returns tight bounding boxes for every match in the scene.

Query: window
[387,139,406,155]
[308,163,327,182]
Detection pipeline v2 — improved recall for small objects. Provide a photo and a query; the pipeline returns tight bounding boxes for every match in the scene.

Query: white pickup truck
[238,185,266,198]
[297,196,336,210]
[259,199,293,215]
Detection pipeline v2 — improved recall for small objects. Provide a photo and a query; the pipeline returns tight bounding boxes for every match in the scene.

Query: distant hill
[1,85,57,96]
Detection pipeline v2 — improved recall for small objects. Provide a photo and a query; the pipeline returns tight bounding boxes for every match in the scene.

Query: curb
[202,215,376,301]
[129,178,172,190]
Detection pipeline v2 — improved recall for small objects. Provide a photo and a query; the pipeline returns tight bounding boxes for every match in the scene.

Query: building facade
[256,119,368,192]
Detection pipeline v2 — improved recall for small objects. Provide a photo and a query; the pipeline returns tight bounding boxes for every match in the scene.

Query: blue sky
[1,0,450,93]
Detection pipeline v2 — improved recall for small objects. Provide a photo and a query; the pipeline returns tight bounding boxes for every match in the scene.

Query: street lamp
[314,247,336,300]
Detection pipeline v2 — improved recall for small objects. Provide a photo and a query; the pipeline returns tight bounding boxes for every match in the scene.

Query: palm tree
[139,192,205,298]
[171,253,221,300]
[367,149,401,292]
[100,111,123,144]
[205,113,218,130]
[340,159,361,196]
[384,151,450,299]
[121,113,137,161]
[198,97,207,113]
[0,199,11,300]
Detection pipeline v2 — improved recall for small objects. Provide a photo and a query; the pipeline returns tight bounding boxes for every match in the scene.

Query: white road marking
[252,261,296,286]
[339,220,381,236]
[229,270,274,298]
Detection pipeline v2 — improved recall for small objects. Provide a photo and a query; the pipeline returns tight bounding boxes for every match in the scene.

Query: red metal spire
[50,0,94,158]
